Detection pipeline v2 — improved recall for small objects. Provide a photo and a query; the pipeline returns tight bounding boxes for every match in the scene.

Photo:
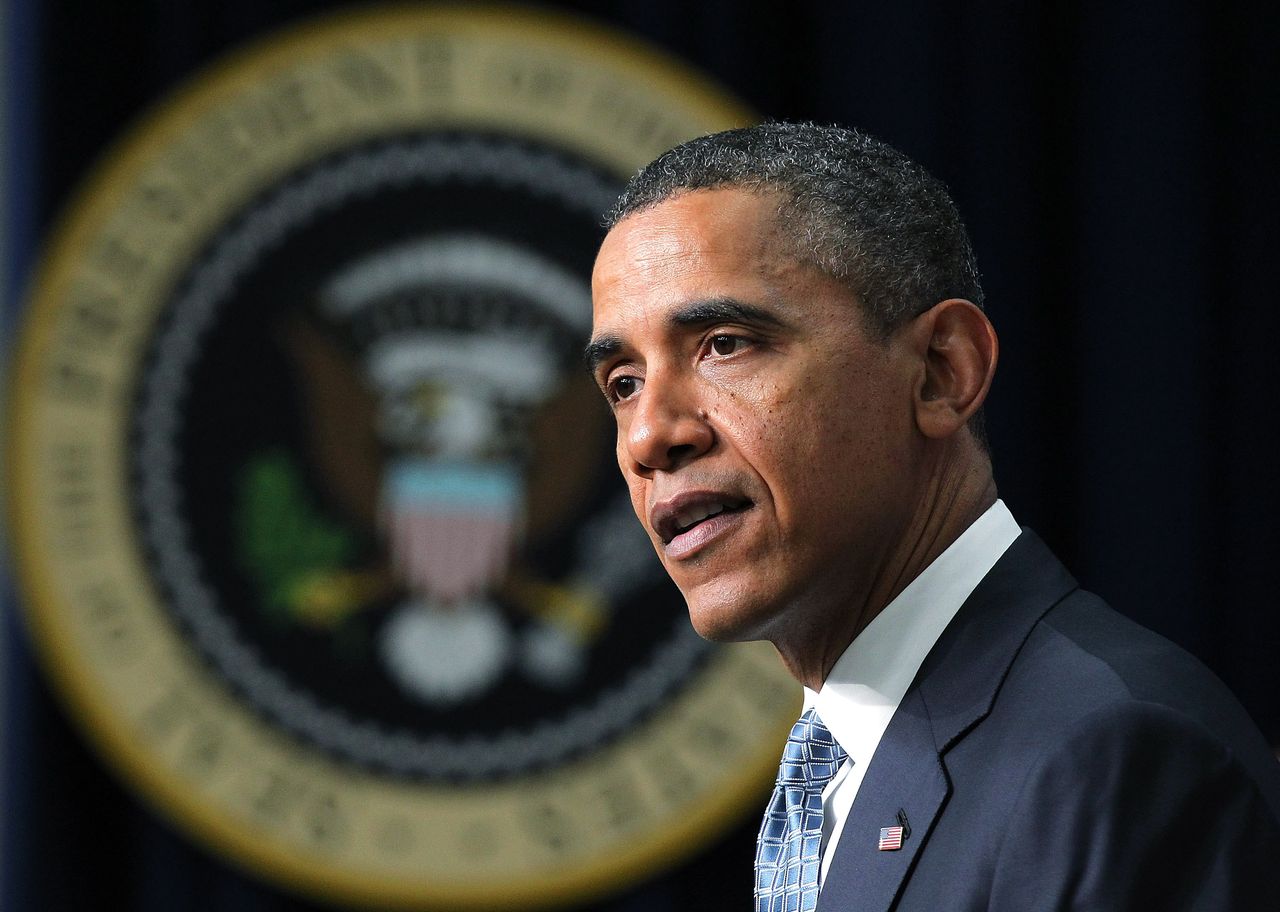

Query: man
[586,122,1280,910]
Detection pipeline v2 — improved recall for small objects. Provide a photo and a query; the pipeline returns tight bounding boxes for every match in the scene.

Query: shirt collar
[804,499,1021,755]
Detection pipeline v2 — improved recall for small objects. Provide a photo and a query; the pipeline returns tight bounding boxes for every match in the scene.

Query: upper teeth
[675,503,726,533]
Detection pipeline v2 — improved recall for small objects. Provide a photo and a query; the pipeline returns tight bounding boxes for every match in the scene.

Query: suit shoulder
[1037,590,1216,695]
[985,699,1280,910]
[998,589,1280,819]
[1031,590,1254,724]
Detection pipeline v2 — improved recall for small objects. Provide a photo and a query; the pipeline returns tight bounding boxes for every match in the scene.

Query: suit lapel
[816,531,1078,912]
[816,687,947,912]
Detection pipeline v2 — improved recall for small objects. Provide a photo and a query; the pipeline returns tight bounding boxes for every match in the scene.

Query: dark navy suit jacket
[817,530,1280,911]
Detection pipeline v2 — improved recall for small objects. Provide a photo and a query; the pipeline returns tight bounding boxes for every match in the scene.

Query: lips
[651,491,752,550]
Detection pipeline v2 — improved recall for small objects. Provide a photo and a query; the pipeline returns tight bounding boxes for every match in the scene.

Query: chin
[685,609,743,643]
[681,583,777,643]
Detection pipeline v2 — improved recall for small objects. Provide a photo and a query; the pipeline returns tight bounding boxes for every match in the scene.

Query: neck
[774,439,997,690]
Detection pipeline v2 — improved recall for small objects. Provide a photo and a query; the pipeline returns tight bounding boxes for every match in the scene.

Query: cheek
[621,468,645,512]
[706,379,790,445]
[710,379,814,466]
[613,432,646,509]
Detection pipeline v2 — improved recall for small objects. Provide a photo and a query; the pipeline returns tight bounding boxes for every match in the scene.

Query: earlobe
[913,299,998,439]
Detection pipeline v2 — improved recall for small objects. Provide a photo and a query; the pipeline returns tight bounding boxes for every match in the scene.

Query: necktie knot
[776,708,848,790]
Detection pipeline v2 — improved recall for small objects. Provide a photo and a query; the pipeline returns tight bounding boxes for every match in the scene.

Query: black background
[5,1,1278,909]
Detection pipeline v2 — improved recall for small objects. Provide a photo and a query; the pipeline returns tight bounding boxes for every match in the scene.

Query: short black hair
[605,122,984,338]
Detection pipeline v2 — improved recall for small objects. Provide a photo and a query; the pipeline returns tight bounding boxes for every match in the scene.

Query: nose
[621,373,713,474]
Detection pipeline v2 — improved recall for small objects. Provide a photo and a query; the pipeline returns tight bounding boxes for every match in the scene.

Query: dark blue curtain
[5,1,1277,909]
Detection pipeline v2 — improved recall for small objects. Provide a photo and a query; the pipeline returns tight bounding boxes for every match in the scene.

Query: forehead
[591,189,790,320]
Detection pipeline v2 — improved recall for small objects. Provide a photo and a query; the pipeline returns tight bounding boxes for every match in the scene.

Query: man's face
[589,188,925,645]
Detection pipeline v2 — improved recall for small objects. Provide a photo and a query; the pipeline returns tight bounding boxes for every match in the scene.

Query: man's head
[588,124,998,685]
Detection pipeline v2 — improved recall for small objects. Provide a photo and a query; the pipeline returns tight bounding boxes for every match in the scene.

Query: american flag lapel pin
[878,809,910,851]
[877,826,904,851]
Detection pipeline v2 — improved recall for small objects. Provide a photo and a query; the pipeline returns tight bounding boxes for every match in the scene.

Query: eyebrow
[583,297,786,377]
[671,297,787,330]
[582,335,623,377]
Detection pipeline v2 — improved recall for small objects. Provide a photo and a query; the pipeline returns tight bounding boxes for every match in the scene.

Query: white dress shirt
[806,499,1021,886]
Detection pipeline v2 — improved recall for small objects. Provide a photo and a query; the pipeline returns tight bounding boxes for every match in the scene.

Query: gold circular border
[6,5,797,910]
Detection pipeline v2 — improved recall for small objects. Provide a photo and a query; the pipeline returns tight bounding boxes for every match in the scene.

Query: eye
[708,334,748,356]
[607,374,644,403]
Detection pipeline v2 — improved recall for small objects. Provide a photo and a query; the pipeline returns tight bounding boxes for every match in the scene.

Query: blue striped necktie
[754,708,849,912]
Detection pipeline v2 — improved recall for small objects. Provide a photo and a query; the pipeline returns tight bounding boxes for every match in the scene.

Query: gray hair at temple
[604,122,985,339]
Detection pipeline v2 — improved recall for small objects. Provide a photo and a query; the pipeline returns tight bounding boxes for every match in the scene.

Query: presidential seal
[6,7,797,908]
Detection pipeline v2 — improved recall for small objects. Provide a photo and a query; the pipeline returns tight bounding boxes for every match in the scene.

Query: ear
[906,299,998,440]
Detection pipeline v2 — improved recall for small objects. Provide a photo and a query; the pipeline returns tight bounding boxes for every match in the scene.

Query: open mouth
[655,495,752,545]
